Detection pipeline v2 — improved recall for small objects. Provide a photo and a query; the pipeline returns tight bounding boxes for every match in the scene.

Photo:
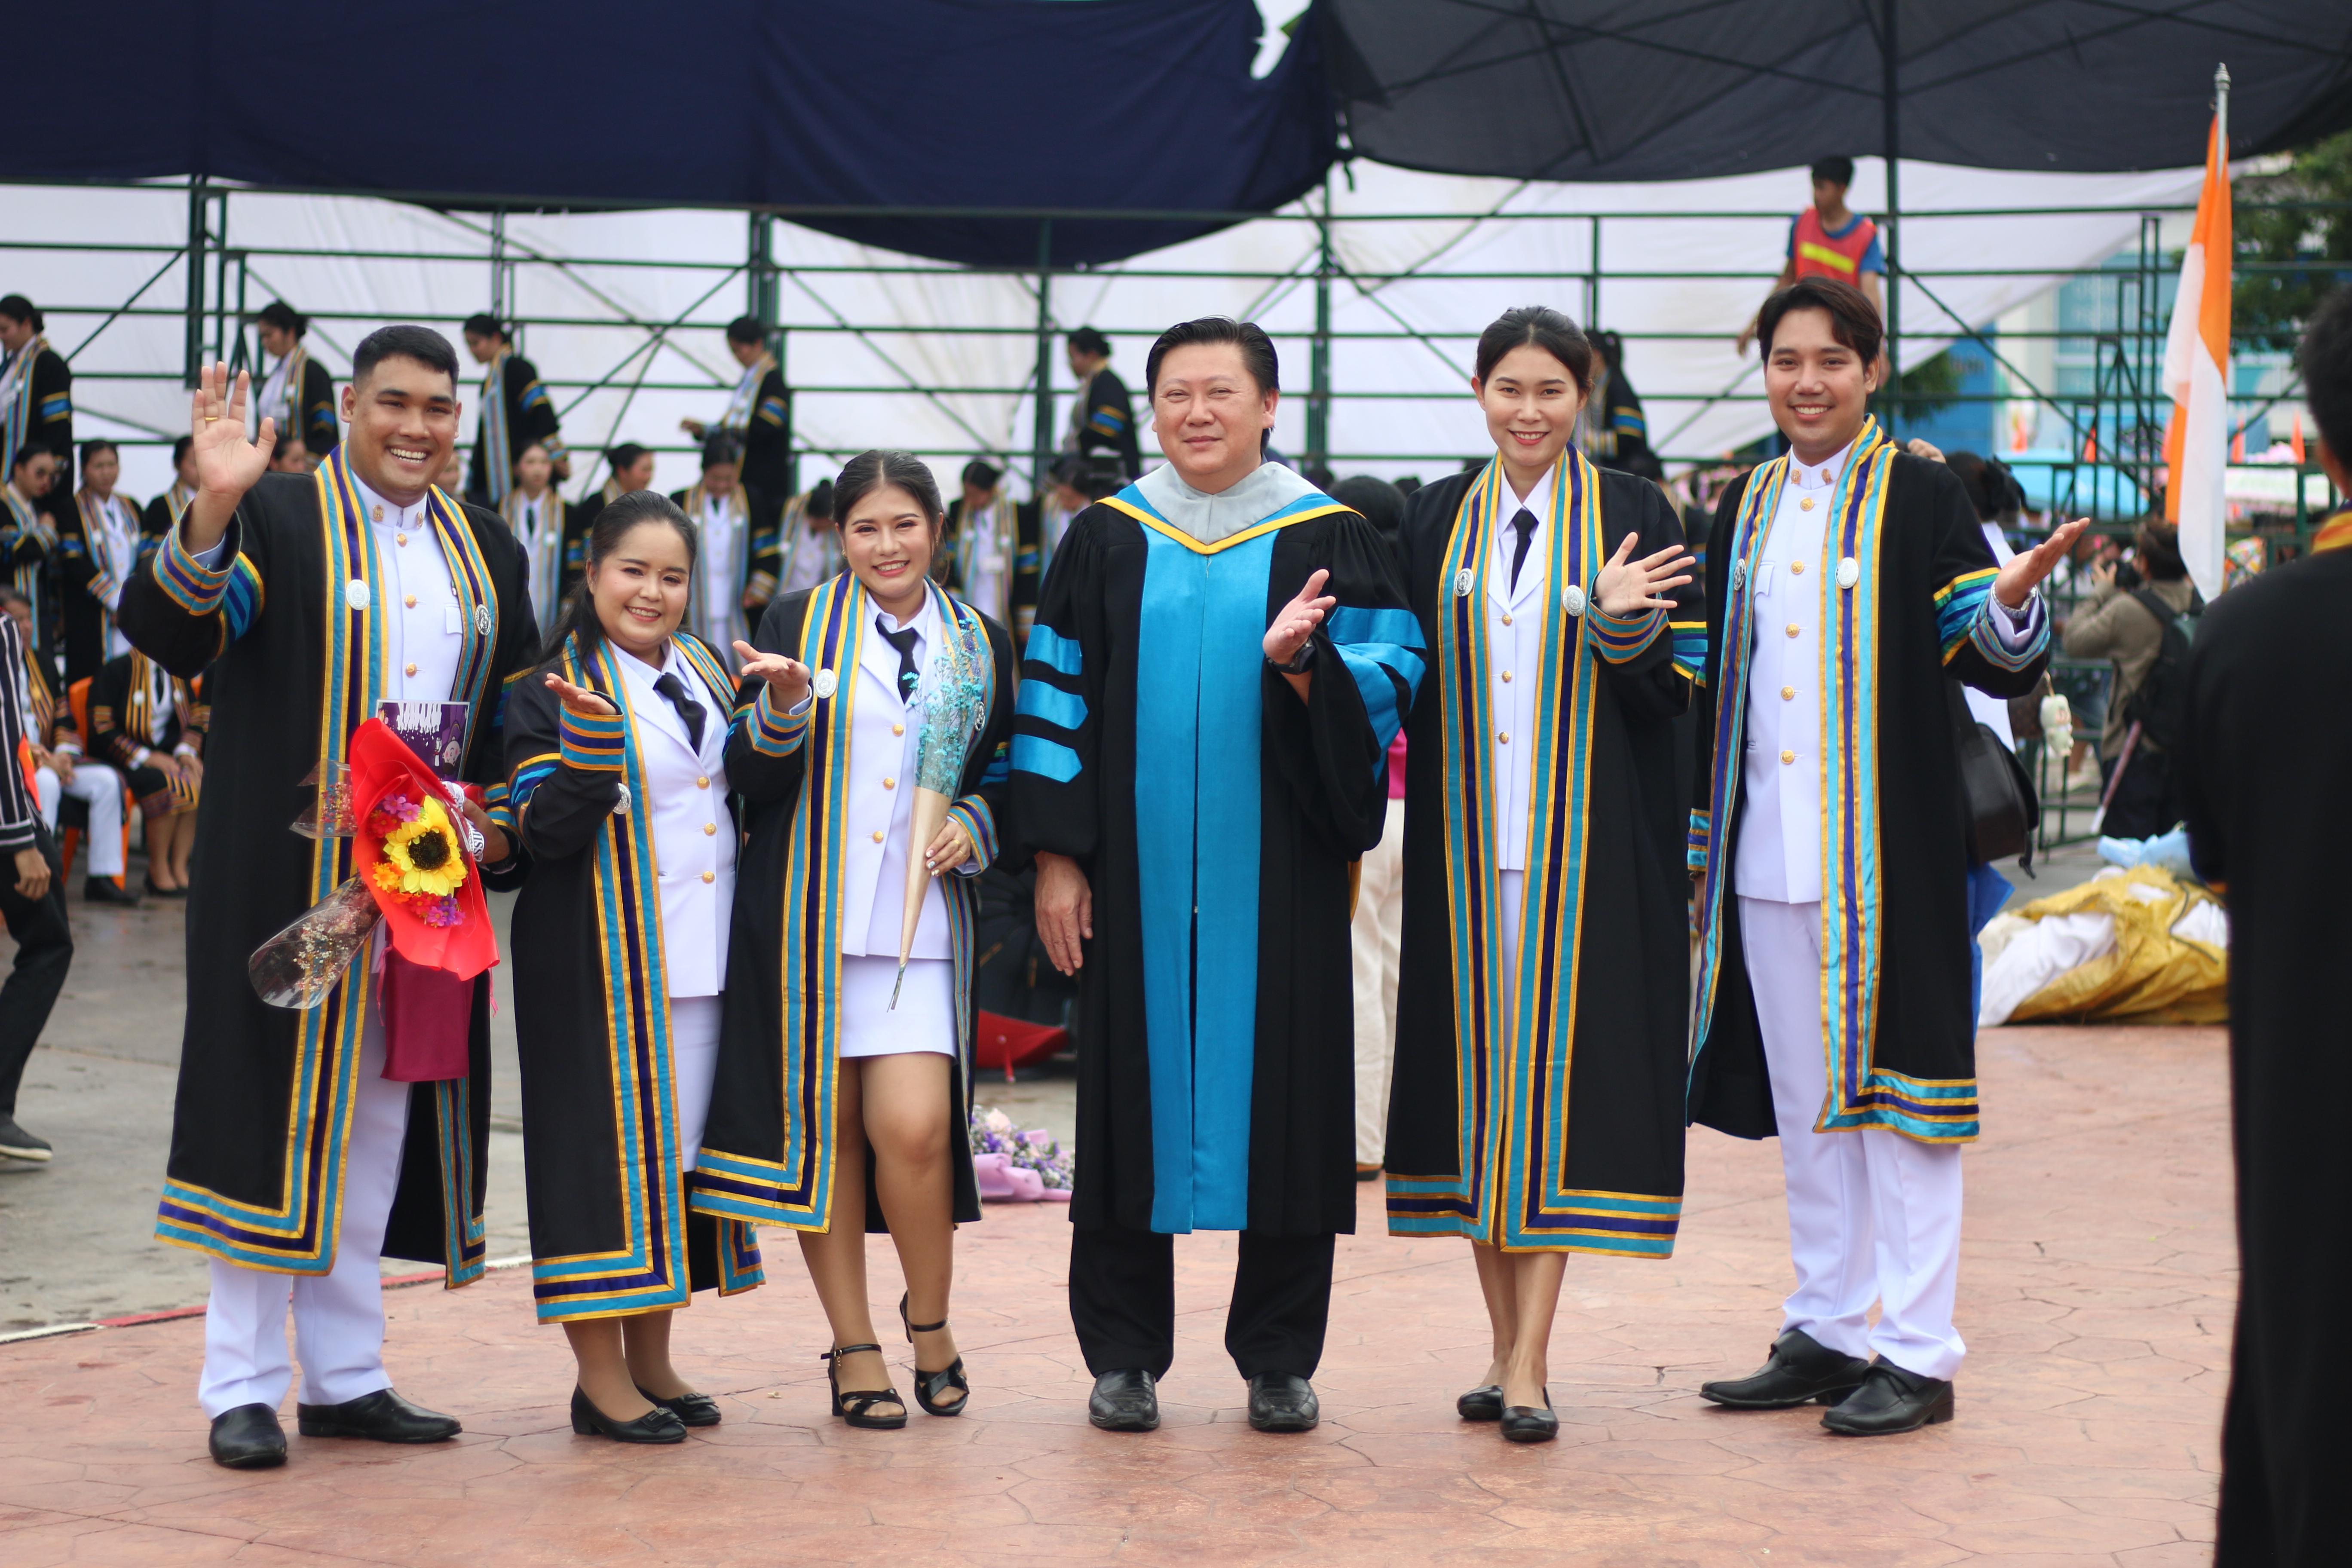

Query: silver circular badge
[1730,560,1747,591]
[1837,556,1861,589]
[475,603,492,634]
[1561,584,1587,618]
[1453,567,1475,598]
[812,668,839,701]
[343,578,371,612]
[612,782,632,817]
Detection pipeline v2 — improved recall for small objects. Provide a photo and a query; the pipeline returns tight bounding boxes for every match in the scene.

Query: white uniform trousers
[669,994,721,1173]
[34,762,126,877]
[198,1016,411,1418]
[1349,796,1405,1166]
[1738,896,1967,1382]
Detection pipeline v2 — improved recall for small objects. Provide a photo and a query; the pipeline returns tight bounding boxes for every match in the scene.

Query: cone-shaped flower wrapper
[893,609,990,1007]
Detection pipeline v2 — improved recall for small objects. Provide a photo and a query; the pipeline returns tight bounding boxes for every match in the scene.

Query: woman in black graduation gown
[505,492,766,1443]
[695,450,1015,1430]
[1384,307,1698,1441]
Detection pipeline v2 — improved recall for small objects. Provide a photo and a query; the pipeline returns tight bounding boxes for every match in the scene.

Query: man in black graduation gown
[1062,326,1142,480]
[461,314,568,505]
[254,301,341,464]
[0,295,73,540]
[1016,317,1420,1435]
[2187,288,2352,1567]
[120,327,538,1470]
[682,315,793,503]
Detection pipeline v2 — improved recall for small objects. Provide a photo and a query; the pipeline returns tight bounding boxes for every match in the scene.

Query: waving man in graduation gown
[1686,280,2078,1436]
[119,328,539,1470]
[1014,317,1423,1436]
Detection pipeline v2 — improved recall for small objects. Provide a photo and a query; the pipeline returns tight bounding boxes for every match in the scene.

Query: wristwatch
[1270,638,1317,675]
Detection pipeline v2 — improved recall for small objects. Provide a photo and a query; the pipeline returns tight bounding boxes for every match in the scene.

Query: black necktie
[652,670,705,753]
[1508,507,1539,591]
[876,617,922,702]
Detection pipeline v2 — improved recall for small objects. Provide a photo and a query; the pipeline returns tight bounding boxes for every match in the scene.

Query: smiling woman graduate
[503,491,764,1444]
[1382,306,1699,1444]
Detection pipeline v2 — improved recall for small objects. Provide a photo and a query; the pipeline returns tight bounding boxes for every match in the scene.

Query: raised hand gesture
[1264,568,1335,668]
[542,670,617,717]
[1591,531,1695,617]
[1994,518,2092,609]
[732,640,811,709]
[179,362,278,554]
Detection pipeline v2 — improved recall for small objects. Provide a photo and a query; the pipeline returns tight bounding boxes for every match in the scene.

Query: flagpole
[2214,62,2230,158]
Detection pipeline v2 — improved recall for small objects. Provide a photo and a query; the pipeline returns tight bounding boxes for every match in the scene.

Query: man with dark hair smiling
[2184,285,2352,1565]
[1689,277,2082,1436]
[120,327,541,1470]
[1014,316,1422,1436]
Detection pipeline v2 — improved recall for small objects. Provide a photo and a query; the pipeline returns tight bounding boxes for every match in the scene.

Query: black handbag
[1948,680,2038,872]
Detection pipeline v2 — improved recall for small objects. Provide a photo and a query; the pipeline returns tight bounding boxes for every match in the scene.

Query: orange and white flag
[2162,102,2231,597]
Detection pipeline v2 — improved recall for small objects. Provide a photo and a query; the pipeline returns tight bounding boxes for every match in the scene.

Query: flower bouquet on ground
[248,720,498,1080]
[968,1104,1075,1203]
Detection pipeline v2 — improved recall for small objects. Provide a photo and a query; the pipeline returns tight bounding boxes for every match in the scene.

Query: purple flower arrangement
[968,1104,1075,1201]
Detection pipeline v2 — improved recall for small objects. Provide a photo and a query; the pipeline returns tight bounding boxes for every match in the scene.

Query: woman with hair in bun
[254,302,340,462]
[505,490,767,1444]
[695,450,1015,1430]
[1383,305,1699,1442]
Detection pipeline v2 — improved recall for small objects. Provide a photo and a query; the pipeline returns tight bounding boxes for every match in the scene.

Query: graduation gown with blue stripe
[1382,459,1700,1254]
[116,456,539,1281]
[691,577,1013,1235]
[1687,428,2050,1144]
[503,633,764,1322]
[1011,475,1423,1237]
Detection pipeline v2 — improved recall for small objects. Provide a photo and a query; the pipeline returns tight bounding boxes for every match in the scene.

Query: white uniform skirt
[836,954,958,1059]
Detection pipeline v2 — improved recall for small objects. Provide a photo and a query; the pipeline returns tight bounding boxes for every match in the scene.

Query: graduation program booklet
[377,700,470,780]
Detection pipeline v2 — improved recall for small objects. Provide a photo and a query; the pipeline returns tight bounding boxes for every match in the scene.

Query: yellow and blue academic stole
[156,450,501,1277]
[1389,451,1679,1254]
[719,350,778,435]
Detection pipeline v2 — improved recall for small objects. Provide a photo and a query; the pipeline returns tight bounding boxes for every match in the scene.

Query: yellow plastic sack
[2006,867,2229,1025]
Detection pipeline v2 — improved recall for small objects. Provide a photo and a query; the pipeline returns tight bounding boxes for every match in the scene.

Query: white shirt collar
[876,590,939,641]
[1788,432,1862,493]
[615,642,675,682]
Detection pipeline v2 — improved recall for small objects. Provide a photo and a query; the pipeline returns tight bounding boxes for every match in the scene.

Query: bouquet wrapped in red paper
[247,719,497,1081]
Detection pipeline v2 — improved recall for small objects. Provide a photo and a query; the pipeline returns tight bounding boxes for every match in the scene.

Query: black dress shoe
[636,1384,720,1427]
[1499,1391,1559,1444]
[1246,1372,1319,1433]
[208,1403,287,1469]
[572,1386,687,1443]
[1087,1369,1160,1433]
[142,876,187,900]
[1456,1384,1503,1421]
[1698,1329,1871,1410]
[1821,1359,1955,1435]
[83,877,140,907]
[0,1113,52,1162]
[295,1387,461,1442]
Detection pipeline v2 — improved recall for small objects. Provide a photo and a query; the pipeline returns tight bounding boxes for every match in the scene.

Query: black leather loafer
[1820,1359,1954,1435]
[1456,1384,1504,1421]
[1499,1392,1559,1444]
[1088,1368,1159,1433]
[637,1385,721,1427]
[295,1387,461,1442]
[1246,1372,1319,1433]
[572,1386,687,1443]
[208,1403,287,1469]
[1699,1329,1871,1410]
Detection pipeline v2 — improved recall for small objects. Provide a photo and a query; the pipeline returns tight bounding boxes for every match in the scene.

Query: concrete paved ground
[0,1020,2230,1566]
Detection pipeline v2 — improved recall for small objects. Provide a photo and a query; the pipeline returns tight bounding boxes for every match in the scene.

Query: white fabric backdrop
[2,157,2198,505]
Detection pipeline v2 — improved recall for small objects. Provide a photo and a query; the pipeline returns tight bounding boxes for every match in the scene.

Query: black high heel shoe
[823,1344,907,1430]
[1498,1390,1559,1444]
[634,1384,721,1427]
[570,1385,687,1444]
[900,1292,970,1417]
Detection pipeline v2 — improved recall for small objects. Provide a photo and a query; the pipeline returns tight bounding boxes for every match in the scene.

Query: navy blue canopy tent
[6,1,2349,267]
